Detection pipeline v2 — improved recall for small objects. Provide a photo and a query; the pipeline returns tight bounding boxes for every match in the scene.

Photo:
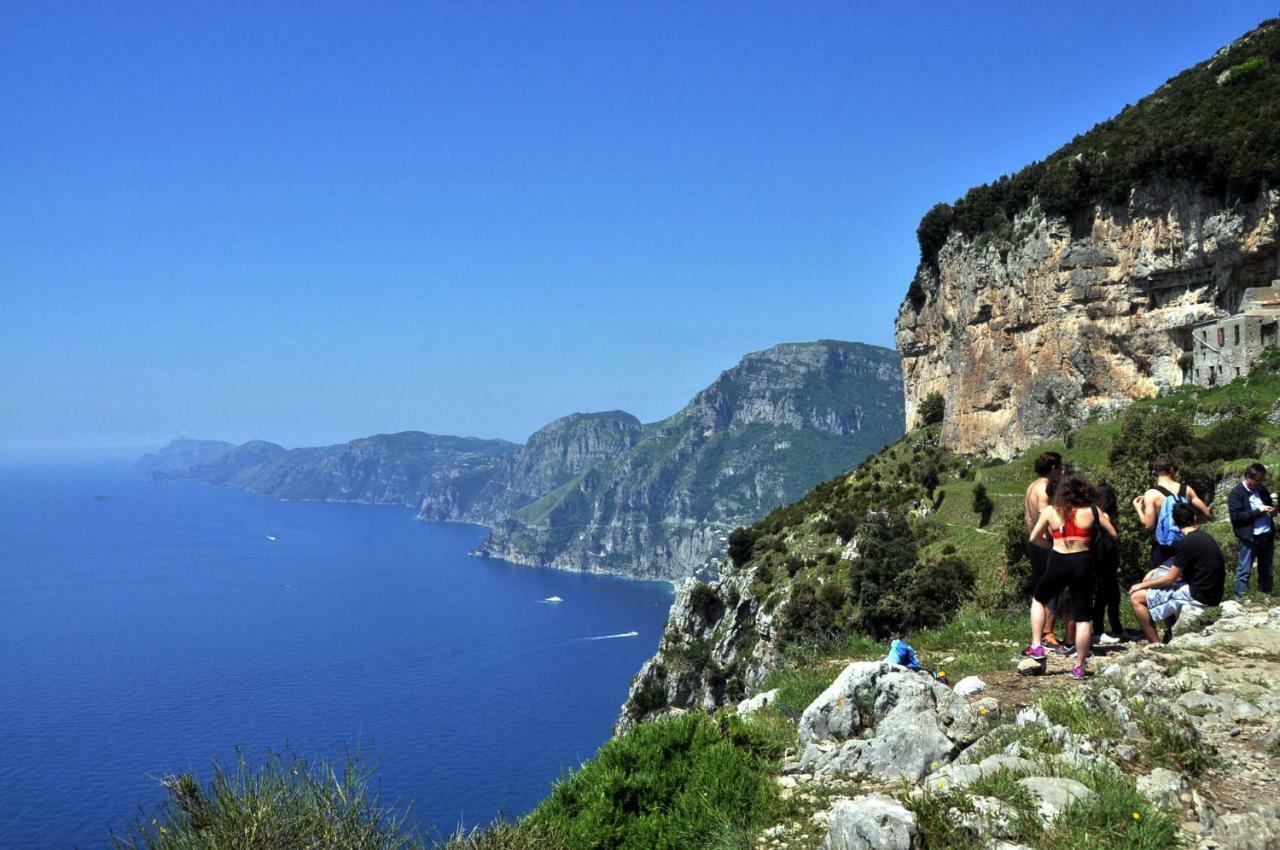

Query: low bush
[528,712,782,850]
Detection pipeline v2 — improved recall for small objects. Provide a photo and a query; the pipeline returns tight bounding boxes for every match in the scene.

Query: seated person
[1128,502,1226,644]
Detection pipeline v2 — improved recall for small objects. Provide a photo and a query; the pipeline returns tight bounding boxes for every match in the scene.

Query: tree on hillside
[849,513,919,638]
[727,527,757,568]
[918,392,945,426]
[971,482,994,527]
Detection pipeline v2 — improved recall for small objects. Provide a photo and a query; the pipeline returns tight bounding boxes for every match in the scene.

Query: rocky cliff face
[616,565,787,733]
[897,184,1280,457]
[896,21,1280,457]
[417,411,645,523]
[478,341,904,581]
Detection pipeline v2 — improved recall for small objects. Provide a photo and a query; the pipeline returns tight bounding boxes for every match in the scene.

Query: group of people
[1021,451,1276,679]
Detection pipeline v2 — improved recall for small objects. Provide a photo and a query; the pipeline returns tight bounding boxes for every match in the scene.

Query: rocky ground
[745,600,1280,849]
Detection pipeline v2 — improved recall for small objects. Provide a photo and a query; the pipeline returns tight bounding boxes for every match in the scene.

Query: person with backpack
[1227,462,1275,595]
[1027,472,1119,679]
[1131,454,1212,567]
[1092,482,1124,645]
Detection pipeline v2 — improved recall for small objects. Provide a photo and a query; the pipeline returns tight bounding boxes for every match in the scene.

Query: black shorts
[1033,550,1094,622]
[1150,541,1178,568]
[1027,542,1050,586]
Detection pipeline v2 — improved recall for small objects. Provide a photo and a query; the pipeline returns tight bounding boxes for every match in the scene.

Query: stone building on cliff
[1188,282,1280,386]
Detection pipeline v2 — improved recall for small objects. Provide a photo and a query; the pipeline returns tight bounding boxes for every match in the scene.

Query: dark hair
[1245,462,1268,482]
[1152,454,1178,475]
[1034,451,1063,477]
[1051,472,1097,518]
[1095,481,1119,520]
[1171,501,1197,528]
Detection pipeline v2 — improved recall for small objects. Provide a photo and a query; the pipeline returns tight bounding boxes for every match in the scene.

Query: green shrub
[528,713,781,850]
[971,482,994,527]
[111,752,422,850]
[1001,513,1035,600]
[835,512,859,543]
[727,527,757,568]
[918,392,945,426]
[687,582,721,619]
[905,554,977,630]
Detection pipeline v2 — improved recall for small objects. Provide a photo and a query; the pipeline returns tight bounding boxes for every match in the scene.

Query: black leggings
[1092,570,1122,635]
[1033,550,1094,622]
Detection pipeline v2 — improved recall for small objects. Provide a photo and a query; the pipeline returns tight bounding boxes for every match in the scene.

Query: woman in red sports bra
[1027,472,1119,679]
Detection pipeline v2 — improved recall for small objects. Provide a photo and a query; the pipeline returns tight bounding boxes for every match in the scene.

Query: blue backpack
[886,639,921,670]
[1154,483,1188,547]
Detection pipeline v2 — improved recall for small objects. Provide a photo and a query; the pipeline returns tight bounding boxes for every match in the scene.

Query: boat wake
[580,631,639,641]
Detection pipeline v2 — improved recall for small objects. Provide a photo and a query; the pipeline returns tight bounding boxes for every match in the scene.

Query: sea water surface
[0,457,674,848]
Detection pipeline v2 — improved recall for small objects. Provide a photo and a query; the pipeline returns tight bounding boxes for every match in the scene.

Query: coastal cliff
[895,20,1280,457]
[417,411,645,523]
[152,433,519,507]
[477,341,904,581]
[146,340,903,580]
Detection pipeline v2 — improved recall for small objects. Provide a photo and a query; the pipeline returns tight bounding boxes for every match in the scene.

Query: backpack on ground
[1154,483,1188,547]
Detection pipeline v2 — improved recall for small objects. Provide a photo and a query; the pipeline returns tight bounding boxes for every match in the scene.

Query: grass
[1038,691,1121,742]
[908,760,1182,850]
[111,751,425,850]
[1130,700,1221,777]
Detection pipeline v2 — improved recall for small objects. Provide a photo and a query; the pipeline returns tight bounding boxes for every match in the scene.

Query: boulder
[1136,767,1187,809]
[799,662,977,781]
[736,688,778,716]
[1017,657,1046,676]
[822,794,919,850]
[1171,605,1209,637]
[1017,777,1097,823]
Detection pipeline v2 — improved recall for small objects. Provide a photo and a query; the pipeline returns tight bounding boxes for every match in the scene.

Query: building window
[1218,327,1226,347]
[1235,324,1241,345]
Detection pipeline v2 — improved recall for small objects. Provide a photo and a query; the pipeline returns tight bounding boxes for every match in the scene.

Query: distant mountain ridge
[147,340,904,579]
[477,341,903,579]
[148,433,520,508]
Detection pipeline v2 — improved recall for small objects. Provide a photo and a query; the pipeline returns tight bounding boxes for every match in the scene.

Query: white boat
[543,595,564,603]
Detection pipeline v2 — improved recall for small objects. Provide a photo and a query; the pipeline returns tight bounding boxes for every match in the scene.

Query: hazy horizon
[4,2,1276,449]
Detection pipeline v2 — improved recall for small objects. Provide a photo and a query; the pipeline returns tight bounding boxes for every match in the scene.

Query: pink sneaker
[1022,645,1046,659]
[1071,665,1086,680]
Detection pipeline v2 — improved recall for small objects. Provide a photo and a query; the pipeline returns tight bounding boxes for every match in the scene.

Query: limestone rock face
[896,182,1280,457]
[616,565,785,732]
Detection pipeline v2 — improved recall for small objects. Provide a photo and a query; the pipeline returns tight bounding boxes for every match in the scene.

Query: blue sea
[0,456,674,848]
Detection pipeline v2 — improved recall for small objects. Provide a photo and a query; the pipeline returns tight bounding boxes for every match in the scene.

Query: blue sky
[3,1,1275,449]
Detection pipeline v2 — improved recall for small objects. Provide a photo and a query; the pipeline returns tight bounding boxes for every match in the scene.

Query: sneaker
[1042,632,1062,648]
[1071,665,1086,680]
[1022,645,1046,659]
[1096,634,1121,646]
[1055,643,1075,656]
